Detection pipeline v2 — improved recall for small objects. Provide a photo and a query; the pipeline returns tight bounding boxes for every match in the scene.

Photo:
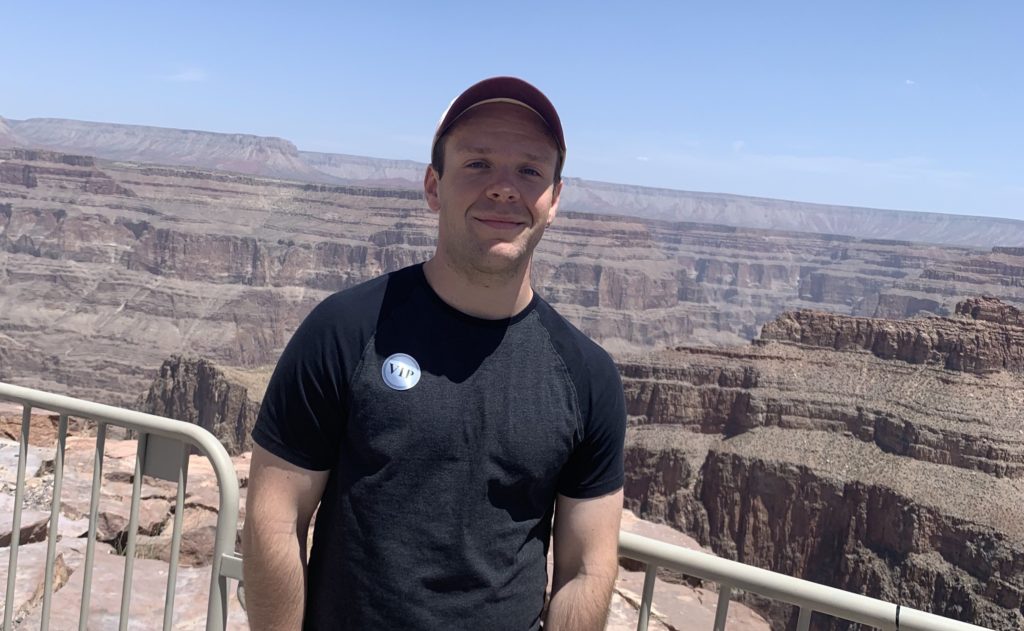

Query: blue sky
[3,1,1022,221]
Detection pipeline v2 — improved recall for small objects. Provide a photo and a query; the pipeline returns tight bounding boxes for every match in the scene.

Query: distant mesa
[0,116,20,147]
[3,114,1024,248]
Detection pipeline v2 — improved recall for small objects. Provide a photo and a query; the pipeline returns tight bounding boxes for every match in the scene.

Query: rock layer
[760,303,1024,375]
[3,149,1024,405]
[137,356,262,455]
[620,307,1024,630]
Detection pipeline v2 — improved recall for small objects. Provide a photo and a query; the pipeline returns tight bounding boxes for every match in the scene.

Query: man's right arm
[242,444,329,631]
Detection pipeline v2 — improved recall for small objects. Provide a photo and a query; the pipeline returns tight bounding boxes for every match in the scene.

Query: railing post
[713,584,733,631]
[2,404,32,631]
[796,605,813,631]
[79,422,107,630]
[40,413,69,630]
[118,433,148,631]
[636,564,658,631]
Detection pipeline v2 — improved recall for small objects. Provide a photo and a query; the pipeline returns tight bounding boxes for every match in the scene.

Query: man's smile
[474,216,527,230]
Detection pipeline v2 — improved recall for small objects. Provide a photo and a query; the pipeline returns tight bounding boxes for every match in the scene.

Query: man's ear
[423,165,442,213]
[546,180,563,227]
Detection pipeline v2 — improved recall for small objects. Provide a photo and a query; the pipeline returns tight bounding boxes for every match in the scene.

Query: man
[242,77,626,631]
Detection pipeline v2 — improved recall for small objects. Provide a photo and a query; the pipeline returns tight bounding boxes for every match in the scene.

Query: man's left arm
[545,488,624,631]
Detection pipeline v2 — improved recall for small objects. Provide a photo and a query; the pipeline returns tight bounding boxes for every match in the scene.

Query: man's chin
[467,247,531,276]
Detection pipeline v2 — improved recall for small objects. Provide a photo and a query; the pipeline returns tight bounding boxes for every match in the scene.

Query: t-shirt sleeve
[251,298,353,471]
[557,352,626,499]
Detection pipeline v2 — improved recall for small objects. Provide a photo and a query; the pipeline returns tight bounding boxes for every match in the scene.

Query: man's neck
[422,256,535,320]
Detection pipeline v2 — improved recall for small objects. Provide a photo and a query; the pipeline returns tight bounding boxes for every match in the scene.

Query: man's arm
[242,444,329,631]
[545,488,624,631]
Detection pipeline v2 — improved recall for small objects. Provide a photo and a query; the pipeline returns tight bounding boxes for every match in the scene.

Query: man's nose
[485,177,519,203]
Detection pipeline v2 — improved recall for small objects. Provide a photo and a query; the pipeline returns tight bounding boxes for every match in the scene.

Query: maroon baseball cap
[431,76,566,162]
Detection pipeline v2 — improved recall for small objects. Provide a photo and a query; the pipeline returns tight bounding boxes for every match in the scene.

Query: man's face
[424,102,562,279]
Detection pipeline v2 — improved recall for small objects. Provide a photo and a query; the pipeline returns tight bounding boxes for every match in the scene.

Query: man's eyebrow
[457,146,549,162]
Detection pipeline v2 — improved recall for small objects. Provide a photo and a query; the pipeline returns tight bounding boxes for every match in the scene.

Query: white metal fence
[1,381,998,630]
[0,382,242,631]
[618,527,994,631]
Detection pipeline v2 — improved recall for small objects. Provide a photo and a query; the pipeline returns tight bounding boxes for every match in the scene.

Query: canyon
[2,147,1023,408]
[2,120,1023,629]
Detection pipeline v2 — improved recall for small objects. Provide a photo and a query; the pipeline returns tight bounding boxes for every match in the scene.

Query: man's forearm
[242,519,309,631]
[544,570,617,631]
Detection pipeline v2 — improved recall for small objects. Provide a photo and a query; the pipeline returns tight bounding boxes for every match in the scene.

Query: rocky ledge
[622,299,1024,630]
[760,296,1024,375]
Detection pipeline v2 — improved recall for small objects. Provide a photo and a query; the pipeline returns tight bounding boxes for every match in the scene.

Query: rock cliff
[621,302,1024,630]
[956,296,1024,327]
[760,307,1024,375]
[136,356,262,455]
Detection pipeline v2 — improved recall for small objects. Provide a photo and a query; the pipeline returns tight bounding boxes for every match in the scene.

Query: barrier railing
[1,381,998,630]
[0,382,242,631]
[617,531,994,631]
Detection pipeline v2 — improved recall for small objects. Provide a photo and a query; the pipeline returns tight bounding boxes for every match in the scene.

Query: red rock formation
[760,300,1024,374]
[956,296,1024,327]
[137,356,261,455]
[619,316,1024,630]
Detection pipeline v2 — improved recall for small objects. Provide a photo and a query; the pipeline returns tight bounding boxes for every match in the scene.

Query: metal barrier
[0,382,242,631]
[618,531,994,631]
[1,380,999,630]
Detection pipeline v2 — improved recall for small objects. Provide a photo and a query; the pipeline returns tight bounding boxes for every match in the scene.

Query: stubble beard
[444,225,545,286]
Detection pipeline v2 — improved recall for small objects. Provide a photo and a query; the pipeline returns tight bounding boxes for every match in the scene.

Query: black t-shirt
[252,264,626,631]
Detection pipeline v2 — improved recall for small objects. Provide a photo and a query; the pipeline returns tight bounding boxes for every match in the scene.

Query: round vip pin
[381,353,421,391]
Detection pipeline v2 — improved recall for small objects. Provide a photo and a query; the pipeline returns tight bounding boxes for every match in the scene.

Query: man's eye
[466,161,489,168]
[520,167,542,177]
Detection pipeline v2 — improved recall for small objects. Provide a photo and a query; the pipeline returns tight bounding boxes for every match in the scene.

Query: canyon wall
[3,148,1023,407]
[621,304,1024,629]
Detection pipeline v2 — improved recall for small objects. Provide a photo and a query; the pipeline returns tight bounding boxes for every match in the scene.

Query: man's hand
[545,489,624,631]
[242,444,329,631]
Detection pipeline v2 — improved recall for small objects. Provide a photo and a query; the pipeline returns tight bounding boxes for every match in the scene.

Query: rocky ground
[0,406,768,630]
